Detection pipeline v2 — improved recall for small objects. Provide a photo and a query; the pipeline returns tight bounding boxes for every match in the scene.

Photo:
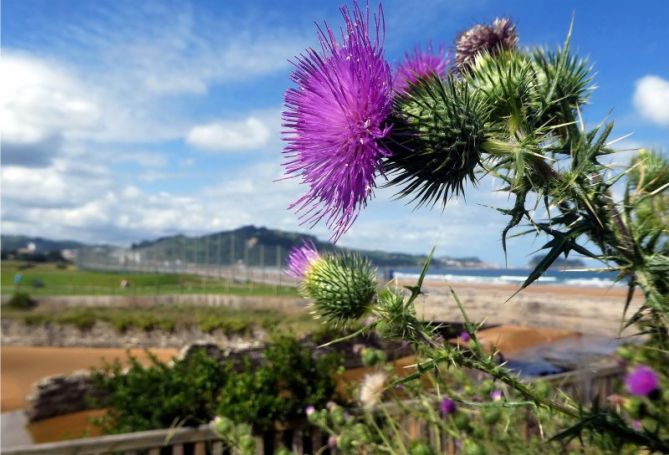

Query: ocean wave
[391,272,621,287]
[563,278,620,288]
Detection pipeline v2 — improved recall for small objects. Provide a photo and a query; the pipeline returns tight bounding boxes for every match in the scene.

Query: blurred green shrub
[5,292,37,310]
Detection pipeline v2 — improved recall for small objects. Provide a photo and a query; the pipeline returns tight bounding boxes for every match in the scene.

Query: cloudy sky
[2,0,668,266]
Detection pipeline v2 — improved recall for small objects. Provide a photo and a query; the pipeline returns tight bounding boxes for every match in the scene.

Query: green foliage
[4,292,37,310]
[94,336,344,435]
[92,350,227,433]
[302,253,377,325]
[3,304,319,336]
[216,335,342,429]
[211,417,256,455]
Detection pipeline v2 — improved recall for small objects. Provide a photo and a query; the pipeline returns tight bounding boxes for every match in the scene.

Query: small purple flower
[625,365,659,396]
[631,420,642,431]
[459,331,471,342]
[283,2,393,242]
[490,389,503,401]
[393,43,449,93]
[440,397,457,416]
[327,435,338,449]
[286,241,321,280]
[305,405,316,416]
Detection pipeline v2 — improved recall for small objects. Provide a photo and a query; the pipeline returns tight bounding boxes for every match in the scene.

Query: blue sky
[2,0,668,266]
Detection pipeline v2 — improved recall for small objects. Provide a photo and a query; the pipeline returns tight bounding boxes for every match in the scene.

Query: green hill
[130,225,483,268]
[1,235,84,254]
[2,226,484,268]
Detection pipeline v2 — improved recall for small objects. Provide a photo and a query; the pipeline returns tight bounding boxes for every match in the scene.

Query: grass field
[1,261,298,297]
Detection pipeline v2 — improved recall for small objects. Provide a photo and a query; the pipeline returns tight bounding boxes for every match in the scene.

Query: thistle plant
[282,2,393,241]
[280,1,668,453]
[288,241,377,325]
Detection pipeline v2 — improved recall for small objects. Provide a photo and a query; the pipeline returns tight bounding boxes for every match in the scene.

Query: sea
[389,266,621,288]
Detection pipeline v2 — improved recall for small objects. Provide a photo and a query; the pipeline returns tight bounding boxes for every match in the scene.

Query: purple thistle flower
[631,420,643,431]
[439,397,457,416]
[625,365,660,396]
[327,435,338,449]
[455,17,518,70]
[305,405,316,416]
[286,241,321,280]
[283,2,393,242]
[459,331,471,342]
[490,389,503,401]
[393,43,449,93]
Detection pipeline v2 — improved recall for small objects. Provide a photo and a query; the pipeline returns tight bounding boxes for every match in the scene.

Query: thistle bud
[456,18,518,70]
[211,416,233,435]
[385,76,488,208]
[302,253,377,324]
[629,149,669,193]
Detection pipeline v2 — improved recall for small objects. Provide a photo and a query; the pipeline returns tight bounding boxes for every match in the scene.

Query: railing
[541,363,623,404]
[2,424,333,455]
[4,363,624,455]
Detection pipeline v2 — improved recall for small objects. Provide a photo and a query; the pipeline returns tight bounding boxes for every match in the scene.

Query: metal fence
[76,235,295,287]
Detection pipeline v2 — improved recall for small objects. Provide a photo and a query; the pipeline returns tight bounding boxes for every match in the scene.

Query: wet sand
[1,346,178,412]
[412,281,641,337]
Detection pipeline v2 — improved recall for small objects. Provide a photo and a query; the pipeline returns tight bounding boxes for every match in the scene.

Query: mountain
[1,235,85,254]
[130,225,485,268]
[1,227,484,268]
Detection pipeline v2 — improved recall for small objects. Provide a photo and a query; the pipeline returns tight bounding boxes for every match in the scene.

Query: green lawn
[1,261,298,297]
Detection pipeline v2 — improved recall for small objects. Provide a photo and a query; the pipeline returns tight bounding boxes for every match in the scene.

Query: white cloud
[186,117,271,152]
[0,53,102,167]
[633,75,669,127]
[1,159,305,244]
[0,53,100,144]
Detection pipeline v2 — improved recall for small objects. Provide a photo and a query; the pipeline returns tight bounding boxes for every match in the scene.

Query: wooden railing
[2,425,333,455]
[4,363,624,455]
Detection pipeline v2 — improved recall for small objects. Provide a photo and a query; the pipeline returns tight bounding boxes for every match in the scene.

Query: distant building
[17,242,37,254]
[61,249,78,261]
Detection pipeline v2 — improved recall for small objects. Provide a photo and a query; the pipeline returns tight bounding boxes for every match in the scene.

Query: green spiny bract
[465,50,539,131]
[629,149,669,194]
[530,47,592,137]
[384,75,491,208]
[373,288,425,341]
[302,253,377,325]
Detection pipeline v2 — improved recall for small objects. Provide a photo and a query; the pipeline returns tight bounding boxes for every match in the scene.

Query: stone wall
[24,370,106,422]
[1,294,304,310]
[1,319,268,349]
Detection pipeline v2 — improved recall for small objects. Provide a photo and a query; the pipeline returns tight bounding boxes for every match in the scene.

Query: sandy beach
[413,281,641,337]
[1,347,178,412]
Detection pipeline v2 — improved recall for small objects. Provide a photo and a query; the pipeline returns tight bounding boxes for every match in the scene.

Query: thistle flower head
[283,2,393,242]
[385,76,489,208]
[286,240,322,279]
[439,397,457,415]
[393,44,449,93]
[456,17,518,70]
[490,389,503,401]
[625,365,660,396]
[360,371,387,408]
[302,252,377,324]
